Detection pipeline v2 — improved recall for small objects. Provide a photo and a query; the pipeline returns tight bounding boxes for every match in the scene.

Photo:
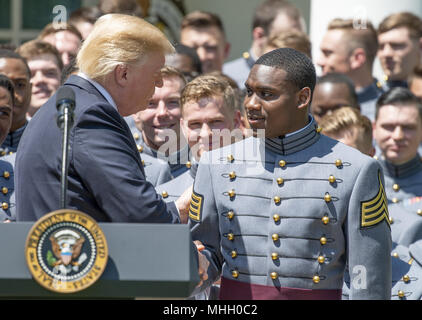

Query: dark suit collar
[64,75,109,103]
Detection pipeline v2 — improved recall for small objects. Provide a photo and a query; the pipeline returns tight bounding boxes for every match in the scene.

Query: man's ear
[114,64,129,87]
[349,48,366,70]
[297,87,311,110]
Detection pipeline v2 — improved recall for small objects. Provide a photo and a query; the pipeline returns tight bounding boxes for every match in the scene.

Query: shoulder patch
[360,171,390,229]
[189,189,204,222]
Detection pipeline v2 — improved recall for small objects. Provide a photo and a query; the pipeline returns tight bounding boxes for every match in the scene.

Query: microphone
[56,86,75,130]
[55,86,76,209]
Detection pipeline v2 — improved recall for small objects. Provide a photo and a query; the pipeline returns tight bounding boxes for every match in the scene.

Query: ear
[233,110,242,129]
[349,48,366,70]
[114,64,129,87]
[252,26,266,41]
[296,87,311,110]
[180,117,188,139]
[224,42,231,60]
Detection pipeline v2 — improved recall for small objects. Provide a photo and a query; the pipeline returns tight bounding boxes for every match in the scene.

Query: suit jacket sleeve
[72,103,180,223]
[346,159,392,299]
[189,152,223,294]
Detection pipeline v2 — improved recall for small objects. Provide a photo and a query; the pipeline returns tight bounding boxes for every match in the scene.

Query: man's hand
[194,240,210,288]
[175,185,193,224]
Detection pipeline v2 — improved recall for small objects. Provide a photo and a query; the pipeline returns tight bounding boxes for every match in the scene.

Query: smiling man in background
[16,40,62,119]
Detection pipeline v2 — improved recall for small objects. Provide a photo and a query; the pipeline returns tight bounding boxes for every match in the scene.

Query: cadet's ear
[297,87,311,110]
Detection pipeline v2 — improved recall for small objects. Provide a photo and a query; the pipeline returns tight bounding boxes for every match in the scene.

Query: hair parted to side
[376,87,422,120]
[378,12,422,39]
[160,65,187,86]
[266,30,312,58]
[77,14,175,81]
[181,11,226,37]
[256,47,316,93]
[38,22,83,41]
[17,40,63,71]
[319,106,373,152]
[181,74,236,116]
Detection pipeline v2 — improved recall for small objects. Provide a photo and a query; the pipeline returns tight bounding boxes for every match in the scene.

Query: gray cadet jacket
[189,116,392,300]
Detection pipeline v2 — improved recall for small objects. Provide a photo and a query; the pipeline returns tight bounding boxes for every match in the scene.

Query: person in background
[69,6,103,40]
[16,40,62,119]
[180,11,230,74]
[0,50,31,155]
[133,66,189,178]
[408,64,422,99]
[263,29,312,59]
[318,18,382,122]
[0,74,16,222]
[373,87,422,204]
[318,106,375,157]
[223,0,306,90]
[310,73,360,124]
[377,12,422,90]
[37,23,83,67]
[165,44,203,82]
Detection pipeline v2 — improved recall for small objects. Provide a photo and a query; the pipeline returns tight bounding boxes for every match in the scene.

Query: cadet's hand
[175,185,193,224]
[196,245,209,288]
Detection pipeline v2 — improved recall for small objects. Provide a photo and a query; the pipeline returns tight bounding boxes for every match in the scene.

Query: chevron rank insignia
[360,171,390,228]
[189,189,204,222]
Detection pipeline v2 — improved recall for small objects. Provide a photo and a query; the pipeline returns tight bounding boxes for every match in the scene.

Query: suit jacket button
[328,175,336,183]
[231,250,237,258]
[322,216,330,225]
[229,171,236,179]
[417,209,422,216]
[276,177,284,185]
[393,184,400,192]
[324,193,332,202]
[227,233,235,241]
[335,159,342,167]
[278,160,286,167]
[227,211,234,219]
[320,237,327,245]
[271,252,278,260]
[274,196,281,204]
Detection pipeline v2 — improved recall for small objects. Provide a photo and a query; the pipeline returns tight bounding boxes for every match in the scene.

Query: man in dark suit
[14,14,193,224]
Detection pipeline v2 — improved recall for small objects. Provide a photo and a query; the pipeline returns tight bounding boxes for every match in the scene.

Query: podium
[0,222,199,299]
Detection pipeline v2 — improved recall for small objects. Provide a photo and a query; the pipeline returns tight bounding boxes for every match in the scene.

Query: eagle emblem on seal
[48,229,85,267]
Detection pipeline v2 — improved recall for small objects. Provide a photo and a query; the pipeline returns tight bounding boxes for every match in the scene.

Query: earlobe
[297,87,311,110]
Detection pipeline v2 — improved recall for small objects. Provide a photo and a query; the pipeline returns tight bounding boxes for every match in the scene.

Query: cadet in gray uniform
[141,152,172,187]
[131,66,190,178]
[0,75,16,221]
[156,74,242,202]
[373,88,422,204]
[190,48,392,300]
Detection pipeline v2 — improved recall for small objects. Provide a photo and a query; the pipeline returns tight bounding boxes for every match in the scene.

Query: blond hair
[327,18,378,66]
[378,12,422,39]
[319,106,373,153]
[266,30,312,58]
[181,74,236,116]
[77,14,174,81]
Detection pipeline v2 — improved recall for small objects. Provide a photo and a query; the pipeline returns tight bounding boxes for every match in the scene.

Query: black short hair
[0,74,15,106]
[255,47,316,93]
[375,87,422,120]
[0,49,31,79]
[174,44,202,74]
[316,73,359,108]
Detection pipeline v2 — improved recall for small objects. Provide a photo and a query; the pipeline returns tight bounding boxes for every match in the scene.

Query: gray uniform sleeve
[188,152,223,293]
[346,159,392,299]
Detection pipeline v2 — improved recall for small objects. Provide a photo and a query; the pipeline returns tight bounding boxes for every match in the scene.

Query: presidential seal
[25,209,108,293]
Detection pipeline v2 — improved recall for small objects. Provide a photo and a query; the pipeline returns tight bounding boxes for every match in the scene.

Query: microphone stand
[59,106,73,210]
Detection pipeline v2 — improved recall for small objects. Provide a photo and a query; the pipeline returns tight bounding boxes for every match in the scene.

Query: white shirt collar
[77,72,118,111]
